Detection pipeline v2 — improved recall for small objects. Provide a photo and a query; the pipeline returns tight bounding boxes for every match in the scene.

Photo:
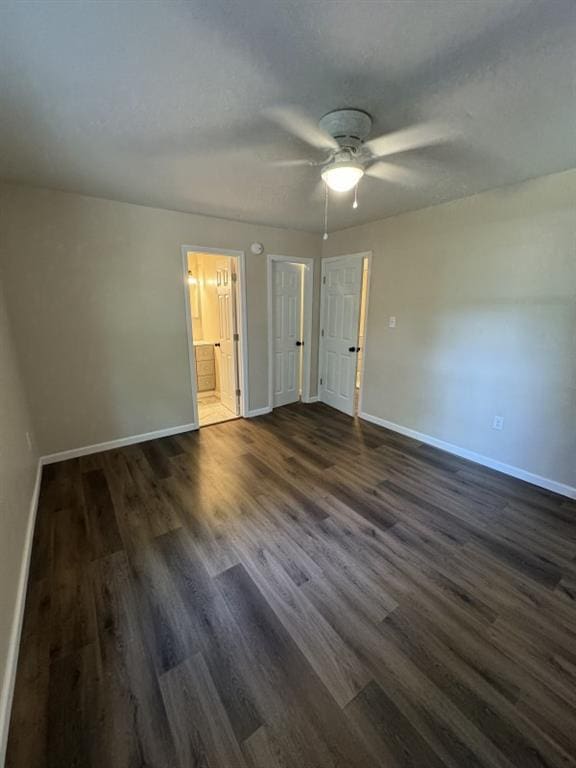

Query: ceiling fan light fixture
[321,161,364,192]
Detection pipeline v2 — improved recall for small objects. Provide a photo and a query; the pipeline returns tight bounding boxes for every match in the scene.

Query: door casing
[181,245,248,427]
[267,254,315,410]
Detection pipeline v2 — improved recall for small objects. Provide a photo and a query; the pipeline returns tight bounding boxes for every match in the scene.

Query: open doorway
[318,252,371,417]
[183,247,247,427]
[267,255,314,409]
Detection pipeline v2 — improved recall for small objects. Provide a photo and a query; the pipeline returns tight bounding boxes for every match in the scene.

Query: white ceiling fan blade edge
[365,161,428,187]
[268,158,316,167]
[264,105,338,151]
[364,121,458,159]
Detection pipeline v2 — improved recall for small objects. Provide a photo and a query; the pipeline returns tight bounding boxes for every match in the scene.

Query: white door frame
[181,245,249,425]
[267,254,315,409]
[318,251,373,416]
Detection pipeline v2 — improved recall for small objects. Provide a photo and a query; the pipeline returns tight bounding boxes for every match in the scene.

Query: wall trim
[302,395,319,403]
[41,422,198,465]
[0,460,43,765]
[359,411,576,501]
[246,406,272,418]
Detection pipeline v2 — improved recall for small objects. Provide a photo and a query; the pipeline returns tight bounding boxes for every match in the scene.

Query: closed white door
[216,257,239,414]
[272,261,303,407]
[319,255,363,416]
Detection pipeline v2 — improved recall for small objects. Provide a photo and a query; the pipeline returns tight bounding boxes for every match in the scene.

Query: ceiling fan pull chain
[323,182,329,240]
[353,184,359,209]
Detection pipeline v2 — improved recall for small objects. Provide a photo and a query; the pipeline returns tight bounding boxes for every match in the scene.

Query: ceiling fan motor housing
[319,109,373,151]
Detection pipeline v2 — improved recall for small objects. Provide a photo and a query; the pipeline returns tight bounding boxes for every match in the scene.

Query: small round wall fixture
[250,242,264,255]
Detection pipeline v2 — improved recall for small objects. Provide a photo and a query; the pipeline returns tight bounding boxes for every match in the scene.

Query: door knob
[214,342,221,347]
[296,340,304,347]
[348,346,356,352]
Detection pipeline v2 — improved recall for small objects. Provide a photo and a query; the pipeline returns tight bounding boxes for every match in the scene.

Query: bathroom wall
[197,252,222,344]
[187,252,204,340]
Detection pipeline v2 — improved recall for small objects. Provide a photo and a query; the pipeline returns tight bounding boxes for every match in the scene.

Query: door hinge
[236,388,241,397]
[320,377,323,385]
[321,328,324,336]
[233,332,239,341]
[231,272,238,283]
[323,275,326,284]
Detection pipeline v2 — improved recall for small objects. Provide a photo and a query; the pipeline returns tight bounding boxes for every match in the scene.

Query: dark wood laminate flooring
[7,402,576,768]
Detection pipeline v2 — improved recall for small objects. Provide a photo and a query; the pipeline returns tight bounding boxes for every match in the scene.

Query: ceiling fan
[265,106,454,232]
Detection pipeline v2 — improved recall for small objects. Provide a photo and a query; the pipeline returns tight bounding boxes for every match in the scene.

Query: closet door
[319,255,363,416]
[272,261,303,407]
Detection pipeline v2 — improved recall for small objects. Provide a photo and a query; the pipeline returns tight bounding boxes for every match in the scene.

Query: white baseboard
[359,411,576,501]
[246,406,272,418]
[41,422,198,465]
[0,460,43,765]
[302,395,319,403]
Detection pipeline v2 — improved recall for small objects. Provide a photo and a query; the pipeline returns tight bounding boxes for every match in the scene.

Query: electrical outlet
[25,431,33,451]
[389,316,396,328]
[492,415,504,431]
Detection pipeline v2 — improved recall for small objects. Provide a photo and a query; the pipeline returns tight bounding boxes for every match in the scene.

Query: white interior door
[272,261,303,407]
[216,257,239,414]
[319,255,363,416]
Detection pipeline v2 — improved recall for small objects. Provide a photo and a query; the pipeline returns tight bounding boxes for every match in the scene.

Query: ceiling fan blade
[268,158,318,167]
[365,161,429,187]
[264,105,338,151]
[364,121,456,159]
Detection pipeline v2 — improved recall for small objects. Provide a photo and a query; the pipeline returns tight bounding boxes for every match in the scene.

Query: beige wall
[323,169,576,488]
[0,273,38,754]
[0,183,321,455]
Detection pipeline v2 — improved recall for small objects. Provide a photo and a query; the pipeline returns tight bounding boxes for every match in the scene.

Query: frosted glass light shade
[321,162,364,192]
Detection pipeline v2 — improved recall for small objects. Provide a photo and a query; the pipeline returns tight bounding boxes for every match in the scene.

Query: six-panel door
[272,261,303,407]
[319,255,363,416]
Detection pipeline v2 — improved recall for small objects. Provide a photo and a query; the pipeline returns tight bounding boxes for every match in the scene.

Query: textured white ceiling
[0,0,575,232]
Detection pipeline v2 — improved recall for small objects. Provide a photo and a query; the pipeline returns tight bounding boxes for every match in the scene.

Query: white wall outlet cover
[389,316,396,328]
[250,242,264,255]
[492,415,504,431]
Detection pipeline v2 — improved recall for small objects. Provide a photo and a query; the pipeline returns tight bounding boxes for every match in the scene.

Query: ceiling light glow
[321,161,364,192]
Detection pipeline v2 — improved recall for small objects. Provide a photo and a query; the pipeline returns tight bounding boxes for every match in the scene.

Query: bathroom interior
[187,251,239,427]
